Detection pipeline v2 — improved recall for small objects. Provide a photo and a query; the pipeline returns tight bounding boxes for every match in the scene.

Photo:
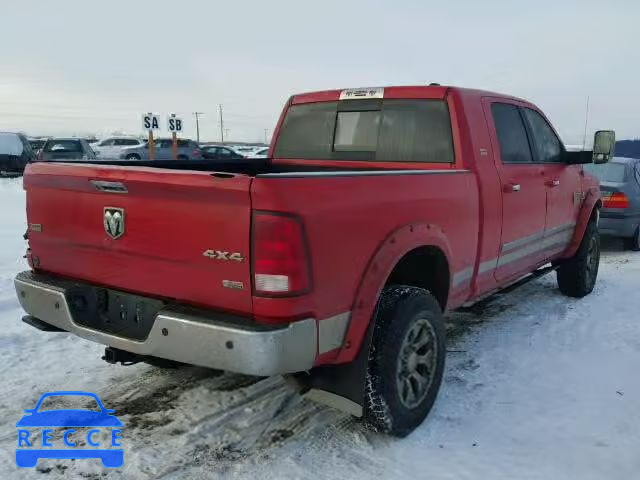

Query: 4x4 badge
[104,207,125,239]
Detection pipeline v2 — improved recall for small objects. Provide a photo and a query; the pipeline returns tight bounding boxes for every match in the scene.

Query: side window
[101,139,114,146]
[491,103,533,164]
[124,139,140,146]
[523,108,563,163]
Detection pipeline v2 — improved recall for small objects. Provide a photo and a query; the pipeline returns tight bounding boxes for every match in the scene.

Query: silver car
[585,157,640,250]
[119,139,201,160]
[93,136,145,158]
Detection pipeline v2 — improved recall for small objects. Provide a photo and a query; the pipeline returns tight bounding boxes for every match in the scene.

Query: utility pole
[192,112,204,143]
[218,104,225,144]
[224,128,230,141]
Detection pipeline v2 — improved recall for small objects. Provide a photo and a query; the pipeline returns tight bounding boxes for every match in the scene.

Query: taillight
[602,192,629,209]
[252,212,311,296]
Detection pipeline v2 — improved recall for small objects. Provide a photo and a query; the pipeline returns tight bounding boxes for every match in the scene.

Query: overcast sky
[1,0,638,144]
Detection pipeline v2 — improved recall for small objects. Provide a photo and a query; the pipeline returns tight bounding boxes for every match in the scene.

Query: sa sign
[142,113,160,131]
[167,116,183,133]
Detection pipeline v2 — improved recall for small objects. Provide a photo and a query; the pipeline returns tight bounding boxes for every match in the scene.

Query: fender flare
[562,187,601,259]
[298,222,453,416]
[333,222,453,365]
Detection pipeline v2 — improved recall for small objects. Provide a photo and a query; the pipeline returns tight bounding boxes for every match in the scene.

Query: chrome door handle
[504,183,521,193]
[546,179,560,187]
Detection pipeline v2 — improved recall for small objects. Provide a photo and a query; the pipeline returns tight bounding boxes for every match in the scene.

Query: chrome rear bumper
[14,271,317,376]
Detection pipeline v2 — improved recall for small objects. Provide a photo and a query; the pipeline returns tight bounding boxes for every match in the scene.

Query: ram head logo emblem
[104,207,125,240]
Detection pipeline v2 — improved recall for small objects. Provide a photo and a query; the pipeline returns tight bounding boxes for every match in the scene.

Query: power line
[192,111,205,143]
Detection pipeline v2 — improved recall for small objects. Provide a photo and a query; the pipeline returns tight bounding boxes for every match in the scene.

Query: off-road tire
[623,226,640,252]
[557,221,600,297]
[363,286,446,437]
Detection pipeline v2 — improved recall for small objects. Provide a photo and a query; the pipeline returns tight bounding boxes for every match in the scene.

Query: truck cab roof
[290,85,528,105]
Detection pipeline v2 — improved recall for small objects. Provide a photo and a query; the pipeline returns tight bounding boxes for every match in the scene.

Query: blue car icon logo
[16,391,123,468]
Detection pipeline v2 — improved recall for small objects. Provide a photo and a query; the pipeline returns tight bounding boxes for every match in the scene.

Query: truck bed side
[251,169,479,363]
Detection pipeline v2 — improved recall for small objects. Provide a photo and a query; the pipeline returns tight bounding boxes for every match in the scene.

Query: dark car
[201,145,245,161]
[0,132,35,175]
[39,138,97,161]
[585,157,640,250]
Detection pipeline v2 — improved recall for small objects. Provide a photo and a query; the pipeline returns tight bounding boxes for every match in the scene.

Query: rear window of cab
[273,99,454,163]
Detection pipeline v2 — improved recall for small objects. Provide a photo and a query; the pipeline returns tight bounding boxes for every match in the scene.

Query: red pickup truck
[15,85,615,437]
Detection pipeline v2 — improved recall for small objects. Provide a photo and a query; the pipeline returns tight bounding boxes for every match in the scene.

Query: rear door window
[491,103,534,164]
[218,148,234,158]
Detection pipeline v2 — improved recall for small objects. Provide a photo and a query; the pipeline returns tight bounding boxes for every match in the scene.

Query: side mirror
[592,130,615,164]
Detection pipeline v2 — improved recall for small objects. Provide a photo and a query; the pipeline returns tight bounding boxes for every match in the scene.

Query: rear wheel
[623,226,640,251]
[557,221,600,297]
[125,154,140,160]
[363,286,446,437]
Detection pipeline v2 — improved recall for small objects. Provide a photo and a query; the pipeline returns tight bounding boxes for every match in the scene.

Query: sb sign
[142,113,160,131]
[167,116,183,133]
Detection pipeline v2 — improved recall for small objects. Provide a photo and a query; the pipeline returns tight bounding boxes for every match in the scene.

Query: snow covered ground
[0,177,638,479]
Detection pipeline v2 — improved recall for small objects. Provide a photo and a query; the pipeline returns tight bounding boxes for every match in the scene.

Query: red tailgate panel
[24,162,253,314]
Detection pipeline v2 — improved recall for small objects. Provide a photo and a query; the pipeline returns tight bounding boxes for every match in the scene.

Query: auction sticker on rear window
[15,391,123,468]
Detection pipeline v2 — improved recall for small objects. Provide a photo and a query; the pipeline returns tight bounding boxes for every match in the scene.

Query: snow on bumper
[14,271,317,376]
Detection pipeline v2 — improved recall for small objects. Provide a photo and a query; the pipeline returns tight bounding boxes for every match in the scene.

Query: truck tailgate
[24,162,253,314]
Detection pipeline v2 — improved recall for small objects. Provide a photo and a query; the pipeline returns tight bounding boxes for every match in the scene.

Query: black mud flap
[288,318,375,417]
